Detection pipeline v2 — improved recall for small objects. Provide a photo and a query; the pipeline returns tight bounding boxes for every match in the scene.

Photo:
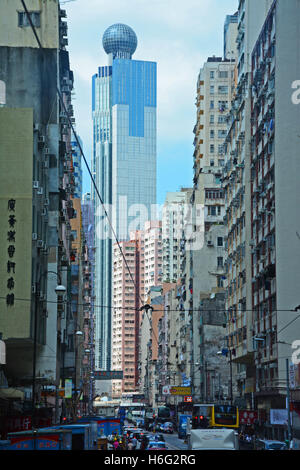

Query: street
[147,432,188,451]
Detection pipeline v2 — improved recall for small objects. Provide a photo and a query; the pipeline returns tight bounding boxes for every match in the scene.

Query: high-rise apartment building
[188,53,236,401]
[222,0,274,408]
[193,55,236,174]
[0,0,79,429]
[92,24,157,390]
[71,131,83,198]
[249,0,300,439]
[143,221,162,300]
[112,240,139,398]
[162,191,189,283]
[224,12,238,61]
[112,220,161,397]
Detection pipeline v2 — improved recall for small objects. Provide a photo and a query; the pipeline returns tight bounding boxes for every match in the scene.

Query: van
[255,439,287,450]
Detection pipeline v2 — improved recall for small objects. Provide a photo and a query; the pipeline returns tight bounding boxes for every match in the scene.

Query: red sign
[3,415,51,435]
[240,410,258,425]
[184,396,193,403]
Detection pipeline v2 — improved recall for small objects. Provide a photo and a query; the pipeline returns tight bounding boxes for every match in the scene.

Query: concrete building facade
[249,0,300,441]
[0,0,80,430]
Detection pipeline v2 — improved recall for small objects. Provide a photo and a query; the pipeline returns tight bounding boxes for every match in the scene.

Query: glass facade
[92,25,157,382]
[102,23,137,59]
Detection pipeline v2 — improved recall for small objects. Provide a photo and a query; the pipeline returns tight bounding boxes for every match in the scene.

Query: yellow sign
[170,386,192,396]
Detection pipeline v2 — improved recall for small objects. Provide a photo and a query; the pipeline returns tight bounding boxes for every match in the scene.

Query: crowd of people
[108,430,149,450]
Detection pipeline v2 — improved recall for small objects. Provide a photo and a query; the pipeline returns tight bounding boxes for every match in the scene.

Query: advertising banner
[64,379,72,398]
[270,409,288,425]
[162,385,191,396]
[240,410,258,425]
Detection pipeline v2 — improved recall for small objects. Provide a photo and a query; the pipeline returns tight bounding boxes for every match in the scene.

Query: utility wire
[20,0,158,346]
[0,294,297,315]
[21,0,300,350]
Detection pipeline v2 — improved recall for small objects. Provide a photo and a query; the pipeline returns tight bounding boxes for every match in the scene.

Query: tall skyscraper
[92,24,157,392]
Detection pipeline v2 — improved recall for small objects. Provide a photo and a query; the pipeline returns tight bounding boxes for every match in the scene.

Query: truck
[3,428,72,450]
[178,414,192,439]
[187,428,239,450]
[43,423,98,450]
[77,416,121,440]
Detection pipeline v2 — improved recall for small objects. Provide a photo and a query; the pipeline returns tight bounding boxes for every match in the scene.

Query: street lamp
[73,331,93,417]
[32,271,66,428]
[217,349,233,405]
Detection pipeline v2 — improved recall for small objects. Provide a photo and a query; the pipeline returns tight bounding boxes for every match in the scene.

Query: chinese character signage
[93,371,123,380]
[162,385,192,396]
[0,108,33,338]
[240,410,258,425]
[184,396,193,403]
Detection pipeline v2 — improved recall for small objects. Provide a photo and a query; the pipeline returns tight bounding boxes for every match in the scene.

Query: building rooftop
[102,23,137,59]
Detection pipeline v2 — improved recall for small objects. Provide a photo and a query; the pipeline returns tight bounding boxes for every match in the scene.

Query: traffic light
[198,415,209,429]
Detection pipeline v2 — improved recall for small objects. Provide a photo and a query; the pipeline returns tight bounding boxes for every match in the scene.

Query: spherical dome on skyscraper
[102,23,137,58]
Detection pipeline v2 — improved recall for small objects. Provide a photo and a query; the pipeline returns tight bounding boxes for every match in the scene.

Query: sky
[61,0,238,204]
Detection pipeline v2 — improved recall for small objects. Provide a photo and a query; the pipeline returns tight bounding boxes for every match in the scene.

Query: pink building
[111,221,162,398]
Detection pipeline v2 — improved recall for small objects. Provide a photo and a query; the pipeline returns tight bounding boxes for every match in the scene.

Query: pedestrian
[113,440,119,450]
[136,439,141,450]
[131,437,137,450]
[128,441,133,450]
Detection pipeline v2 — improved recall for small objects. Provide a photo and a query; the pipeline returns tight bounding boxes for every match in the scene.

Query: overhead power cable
[20,0,159,346]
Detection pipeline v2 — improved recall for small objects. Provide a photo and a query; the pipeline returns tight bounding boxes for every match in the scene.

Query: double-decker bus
[192,404,239,429]
[118,402,146,423]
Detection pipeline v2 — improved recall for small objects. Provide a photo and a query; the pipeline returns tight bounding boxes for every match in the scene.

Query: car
[148,422,154,431]
[255,439,287,450]
[162,422,174,433]
[146,440,168,450]
[153,433,165,442]
[129,430,147,442]
[134,418,145,427]
[157,423,166,432]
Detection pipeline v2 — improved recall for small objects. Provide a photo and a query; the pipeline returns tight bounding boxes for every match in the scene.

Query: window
[218,85,228,94]
[210,159,215,167]
[217,237,223,246]
[218,101,228,111]
[210,100,214,109]
[210,85,215,94]
[205,189,224,199]
[218,130,227,139]
[218,144,224,154]
[210,130,215,139]
[210,144,215,154]
[210,71,215,79]
[208,206,216,216]
[219,71,228,78]
[18,11,41,27]
[210,115,214,124]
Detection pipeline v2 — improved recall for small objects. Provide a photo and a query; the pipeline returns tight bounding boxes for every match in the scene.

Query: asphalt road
[148,432,188,451]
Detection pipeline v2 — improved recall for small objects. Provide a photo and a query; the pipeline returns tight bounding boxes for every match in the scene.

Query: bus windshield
[193,405,213,418]
[214,405,237,426]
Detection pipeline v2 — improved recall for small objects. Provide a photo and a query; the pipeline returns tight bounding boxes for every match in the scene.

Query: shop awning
[0,388,24,399]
